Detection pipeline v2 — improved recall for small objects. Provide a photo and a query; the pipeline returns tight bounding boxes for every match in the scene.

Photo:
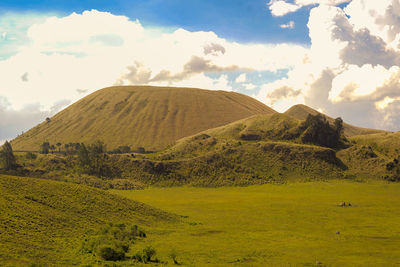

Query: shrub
[133,246,157,263]
[142,246,157,262]
[1,141,17,170]
[97,245,125,261]
[298,114,346,149]
[25,152,37,160]
[169,249,179,264]
[118,146,131,153]
[385,157,400,181]
[81,223,147,262]
[40,142,50,154]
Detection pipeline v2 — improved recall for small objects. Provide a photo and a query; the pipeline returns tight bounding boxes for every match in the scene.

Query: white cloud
[296,0,350,5]
[268,0,351,16]
[261,0,400,131]
[0,97,70,143]
[375,96,400,110]
[244,83,257,90]
[235,73,247,83]
[280,21,295,29]
[0,10,308,140]
[268,1,301,17]
[329,64,399,102]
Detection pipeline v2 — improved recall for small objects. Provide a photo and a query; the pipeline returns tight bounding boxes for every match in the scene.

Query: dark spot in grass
[191,230,224,236]
[228,257,256,263]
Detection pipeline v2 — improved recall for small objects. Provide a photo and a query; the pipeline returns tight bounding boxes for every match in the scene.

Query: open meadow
[114,181,400,266]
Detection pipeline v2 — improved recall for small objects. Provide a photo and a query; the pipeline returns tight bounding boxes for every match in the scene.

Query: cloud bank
[258,0,400,131]
[0,9,307,141]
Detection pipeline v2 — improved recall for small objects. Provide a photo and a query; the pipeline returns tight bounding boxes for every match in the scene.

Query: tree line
[39,141,145,155]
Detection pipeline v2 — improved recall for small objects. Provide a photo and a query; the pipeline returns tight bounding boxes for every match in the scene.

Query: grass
[350,132,400,158]
[0,174,177,266]
[11,85,275,152]
[114,181,400,266]
[284,104,385,137]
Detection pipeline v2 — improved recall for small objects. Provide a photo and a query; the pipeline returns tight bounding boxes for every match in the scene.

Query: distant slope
[0,175,177,266]
[284,104,385,137]
[349,131,400,158]
[117,113,347,186]
[12,86,276,151]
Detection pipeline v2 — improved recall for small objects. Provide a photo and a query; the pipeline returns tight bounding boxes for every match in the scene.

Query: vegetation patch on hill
[0,175,178,266]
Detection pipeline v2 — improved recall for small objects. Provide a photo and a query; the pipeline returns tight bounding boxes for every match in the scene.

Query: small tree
[77,143,90,173]
[386,157,400,181]
[64,143,70,154]
[88,141,107,177]
[299,114,345,149]
[50,144,55,154]
[56,142,62,152]
[40,142,50,154]
[1,141,17,170]
[334,117,344,135]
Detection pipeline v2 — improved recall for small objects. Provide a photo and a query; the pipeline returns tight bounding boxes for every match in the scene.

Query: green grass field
[114,181,400,266]
[0,175,178,266]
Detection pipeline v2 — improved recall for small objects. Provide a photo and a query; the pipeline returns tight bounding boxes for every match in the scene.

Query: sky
[1,0,400,143]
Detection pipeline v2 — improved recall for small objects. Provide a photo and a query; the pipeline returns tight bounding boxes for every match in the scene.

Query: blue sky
[0,0,311,44]
[1,0,400,143]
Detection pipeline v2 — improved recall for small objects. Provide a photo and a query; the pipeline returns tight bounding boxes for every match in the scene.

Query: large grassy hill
[12,112,399,187]
[285,104,385,137]
[0,175,177,266]
[11,86,276,151]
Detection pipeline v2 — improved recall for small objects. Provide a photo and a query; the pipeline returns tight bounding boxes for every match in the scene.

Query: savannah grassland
[114,181,400,266]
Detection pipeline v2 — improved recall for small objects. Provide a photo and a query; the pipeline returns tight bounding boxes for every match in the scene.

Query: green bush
[133,246,157,263]
[97,245,125,261]
[25,152,37,160]
[385,157,400,181]
[169,249,179,264]
[1,141,17,170]
[142,246,157,262]
[297,114,346,149]
[81,223,147,262]
[40,142,50,154]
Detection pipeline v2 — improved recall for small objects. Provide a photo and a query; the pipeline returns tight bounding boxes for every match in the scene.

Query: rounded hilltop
[12,85,276,151]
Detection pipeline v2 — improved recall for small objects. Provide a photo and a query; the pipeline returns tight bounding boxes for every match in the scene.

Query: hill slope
[0,174,177,265]
[284,104,385,137]
[12,86,276,151]
[111,113,347,186]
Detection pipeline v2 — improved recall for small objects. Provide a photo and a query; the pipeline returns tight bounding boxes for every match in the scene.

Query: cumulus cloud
[0,9,308,141]
[116,29,307,86]
[261,0,400,131]
[0,97,69,143]
[243,83,257,90]
[268,1,301,16]
[268,0,351,17]
[235,73,247,83]
[280,21,295,29]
